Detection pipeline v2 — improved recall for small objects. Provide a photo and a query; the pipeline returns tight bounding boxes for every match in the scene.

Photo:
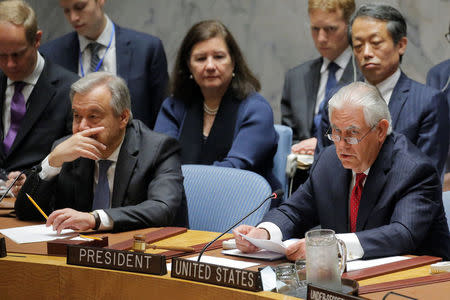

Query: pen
[25,193,48,220]
[26,193,102,241]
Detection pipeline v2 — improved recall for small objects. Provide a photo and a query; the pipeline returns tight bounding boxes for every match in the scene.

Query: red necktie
[350,173,367,232]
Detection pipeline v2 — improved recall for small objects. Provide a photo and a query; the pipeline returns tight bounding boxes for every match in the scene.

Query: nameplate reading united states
[67,245,167,275]
[171,257,262,292]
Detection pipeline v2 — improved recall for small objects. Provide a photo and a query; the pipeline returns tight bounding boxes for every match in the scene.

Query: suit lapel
[8,61,56,155]
[67,33,80,73]
[388,72,409,128]
[115,25,132,85]
[332,166,352,233]
[356,137,392,231]
[305,58,322,127]
[111,124,138,208]
[340,57,356,83]
[0,74,6,160]
[73,158,95,211]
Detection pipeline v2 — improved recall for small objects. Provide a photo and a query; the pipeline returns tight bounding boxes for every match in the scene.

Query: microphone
[197,189,284,262]
[0,165,42,204]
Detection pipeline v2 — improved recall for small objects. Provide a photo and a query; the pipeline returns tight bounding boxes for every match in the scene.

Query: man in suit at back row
[235,82,450,261]
[281,0,360,156]
[40,0,169,130]
[318,4,449,176]
[0,0,78,184]
[15,72,188,232]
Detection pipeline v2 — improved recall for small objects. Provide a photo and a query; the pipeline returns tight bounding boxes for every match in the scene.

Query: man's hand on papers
[6,171,26,197]
[285,239,306,261]
[233,225,269,253]
[47,208,96,234]
[48,127,106,167]
[291,137,317,155]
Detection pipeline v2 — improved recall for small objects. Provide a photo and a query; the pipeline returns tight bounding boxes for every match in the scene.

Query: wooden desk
[1,217,448,300]
[0,218,292,300]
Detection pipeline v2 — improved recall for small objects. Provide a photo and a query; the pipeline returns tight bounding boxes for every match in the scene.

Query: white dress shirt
[78,15,117,76]
[315,47,353,114]
[40,137,124,231]
[3,53,45,134]
[258,168,370,261]
[368,67,401,105]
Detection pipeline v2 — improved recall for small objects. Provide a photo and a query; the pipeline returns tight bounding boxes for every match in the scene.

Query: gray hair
[348,4,406,61]
[328,82,392,135]
[70,72,133,123]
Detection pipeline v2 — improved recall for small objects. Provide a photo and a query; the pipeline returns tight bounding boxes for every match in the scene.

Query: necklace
[203,102,219,115]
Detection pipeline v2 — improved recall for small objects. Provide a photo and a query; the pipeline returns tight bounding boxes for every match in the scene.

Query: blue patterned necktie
[92,160,113,210]
[88,42,102,72]
[3,81,27,153]
[313,62,340,137]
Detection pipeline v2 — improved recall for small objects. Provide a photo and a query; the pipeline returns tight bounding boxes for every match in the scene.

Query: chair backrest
[443,191,450,231]
[273,124,293,196]
[182,165,272,232]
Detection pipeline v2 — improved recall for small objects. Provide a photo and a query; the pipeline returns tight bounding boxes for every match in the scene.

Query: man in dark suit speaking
[39,0,169,130]
[234,82,450,260]
[15,72,188,232]
[0,0,78,180]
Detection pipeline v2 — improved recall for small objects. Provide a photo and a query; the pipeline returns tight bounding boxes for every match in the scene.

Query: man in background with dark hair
[39,0,168,130]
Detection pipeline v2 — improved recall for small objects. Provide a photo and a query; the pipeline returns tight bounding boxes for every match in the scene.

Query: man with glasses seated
[234,82,450,261]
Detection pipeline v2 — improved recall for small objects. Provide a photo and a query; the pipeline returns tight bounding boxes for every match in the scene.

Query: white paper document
[222,248,285,261]
[346,256,410,272]
[239,233,300,254]
[0,224,75,244]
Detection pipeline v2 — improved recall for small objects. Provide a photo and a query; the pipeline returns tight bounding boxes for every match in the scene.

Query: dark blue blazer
[263,132,450,260]
[39,24,169,129]
[0,59,78,172]
[154,93,280,190]
[426,59,450,171]
[427,59,450,98]
[318,72,449,175]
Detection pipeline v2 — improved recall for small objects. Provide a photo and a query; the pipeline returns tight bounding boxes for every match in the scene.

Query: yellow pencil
[25,193,48,220]
[79,234,102,241]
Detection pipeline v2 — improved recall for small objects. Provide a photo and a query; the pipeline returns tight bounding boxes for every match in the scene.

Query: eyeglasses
[326,125,376,145]
[446,32,450,43]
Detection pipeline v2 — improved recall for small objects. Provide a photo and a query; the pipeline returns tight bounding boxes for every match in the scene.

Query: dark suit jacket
[263,132,450,260]
[0,59,78,172]
[15,120,188,232]
[427,59,450,171]
[39,24,169,129]
[280,56,359,142]
[318,72,449,175]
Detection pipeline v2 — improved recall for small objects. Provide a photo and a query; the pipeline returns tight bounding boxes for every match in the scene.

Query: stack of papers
[0,224,75,244]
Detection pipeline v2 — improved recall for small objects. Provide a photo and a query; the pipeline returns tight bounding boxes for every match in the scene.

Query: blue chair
[443,191,450,231]
[273,124,293,197]
[182,165,272,232]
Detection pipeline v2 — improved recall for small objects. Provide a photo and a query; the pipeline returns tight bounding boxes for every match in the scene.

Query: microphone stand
[0,165,41,204]
[197,189,284,262]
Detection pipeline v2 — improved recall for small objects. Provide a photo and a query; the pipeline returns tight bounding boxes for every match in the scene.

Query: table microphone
[197,189,284,262]
[0,165,42,204]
